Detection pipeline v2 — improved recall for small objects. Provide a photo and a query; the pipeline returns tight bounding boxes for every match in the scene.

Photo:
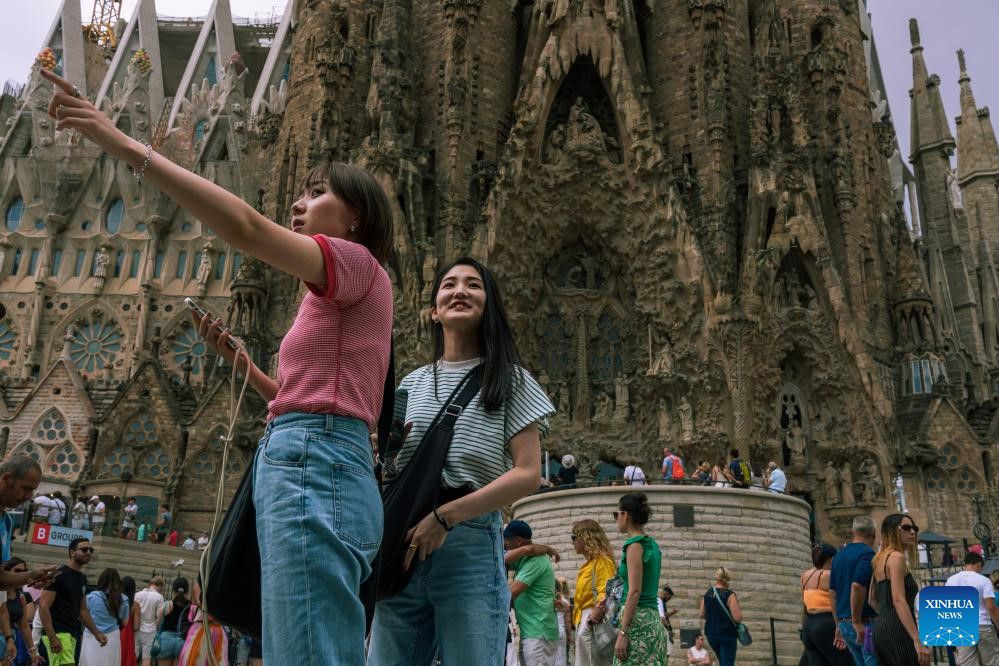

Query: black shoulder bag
[362,364,483,628]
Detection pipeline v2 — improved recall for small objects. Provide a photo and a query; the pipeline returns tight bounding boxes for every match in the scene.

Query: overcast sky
[3,0,997,167]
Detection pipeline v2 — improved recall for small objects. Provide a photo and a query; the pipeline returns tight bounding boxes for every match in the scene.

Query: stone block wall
[513,485,811,665]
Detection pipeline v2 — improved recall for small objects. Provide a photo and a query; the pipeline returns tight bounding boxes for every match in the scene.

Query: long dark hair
[171,576,190,607]
[122,576,137,610]
[304,162,393,264]
[429,257,523,411]
[96,568,123,619]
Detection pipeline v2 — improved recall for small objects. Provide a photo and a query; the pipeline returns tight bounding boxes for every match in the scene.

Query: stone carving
[648,328,676,376]
[858,458,885,504]
[613,375,629,422]
[658,399,672,441]
[679,396,694,442]
[543,98,619,164]
[196,250,212,296]
[593,391,613,421]
[822,462,841,505]
[947,170,963,210]
[786,424,806,462]
[93,246,111,291]
[840,463,856,506]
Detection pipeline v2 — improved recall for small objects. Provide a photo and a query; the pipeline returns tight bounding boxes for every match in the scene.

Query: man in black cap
[504,520,559,665]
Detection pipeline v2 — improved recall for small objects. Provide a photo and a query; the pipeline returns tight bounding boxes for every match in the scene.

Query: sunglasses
[900,524,919,534]
[76,547,95,554]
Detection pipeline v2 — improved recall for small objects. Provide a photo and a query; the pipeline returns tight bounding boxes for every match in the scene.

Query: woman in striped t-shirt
[368,257,555,665]
[39,69,394,665]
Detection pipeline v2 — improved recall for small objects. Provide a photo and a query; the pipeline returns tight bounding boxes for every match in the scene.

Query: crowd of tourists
[802,514,999,666]
[0,66,985,666]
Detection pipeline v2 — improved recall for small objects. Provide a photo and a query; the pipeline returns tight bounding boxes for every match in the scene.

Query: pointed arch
[31,407,69,445]
[135,445,172,480]
[9,441,43,465]
[44,442,84,479]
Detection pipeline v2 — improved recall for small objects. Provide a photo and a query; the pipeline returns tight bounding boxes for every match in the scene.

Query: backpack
[670,456,685,480]
[737,460,752,485]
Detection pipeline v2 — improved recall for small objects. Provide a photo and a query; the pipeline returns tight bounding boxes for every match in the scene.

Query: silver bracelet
[133,143,152,184]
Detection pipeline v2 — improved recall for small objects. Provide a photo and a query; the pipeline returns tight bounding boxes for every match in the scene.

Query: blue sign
[920,586,979,647]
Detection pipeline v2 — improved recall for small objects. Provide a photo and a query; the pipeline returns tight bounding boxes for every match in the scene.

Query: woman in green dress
[611,492,667,665]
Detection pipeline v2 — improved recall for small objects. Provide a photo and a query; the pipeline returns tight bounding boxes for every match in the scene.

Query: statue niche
[542,57,622,165]
[771,251,817,312]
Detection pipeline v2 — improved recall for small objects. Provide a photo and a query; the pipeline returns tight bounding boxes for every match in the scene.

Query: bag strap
[590,561,598,606]
[711,586,739,628]
[381,364,484,477]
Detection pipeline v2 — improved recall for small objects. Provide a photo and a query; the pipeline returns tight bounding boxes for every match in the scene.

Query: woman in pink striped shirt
[42,68,393,665]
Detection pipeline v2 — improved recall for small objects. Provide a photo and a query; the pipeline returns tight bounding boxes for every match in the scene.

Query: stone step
[10,535,203,590]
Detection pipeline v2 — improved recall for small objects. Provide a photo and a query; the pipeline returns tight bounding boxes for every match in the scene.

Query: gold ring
[71,86,82,99]
[408,544,418,551]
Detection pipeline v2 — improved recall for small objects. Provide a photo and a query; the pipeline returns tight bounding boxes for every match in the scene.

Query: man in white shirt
[89,496,106,535]
[49,491,65,526]
[687,633,713,665]
[71,498,88,530]
[119,497,139,538]
[946,551,999,665]
[181,535,196,550]
[134,576,165,666]
[765,462,787,494]
[623,458,646,486]
[197,532,209,550]
[32,494,52,524]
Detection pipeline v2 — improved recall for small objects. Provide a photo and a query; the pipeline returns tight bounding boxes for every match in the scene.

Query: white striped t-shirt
[393,358,555,489]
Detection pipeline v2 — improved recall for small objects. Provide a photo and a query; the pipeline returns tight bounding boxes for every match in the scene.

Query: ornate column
[709,318,755,456]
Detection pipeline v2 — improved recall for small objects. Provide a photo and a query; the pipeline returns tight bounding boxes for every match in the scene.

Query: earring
[349,225,358,233]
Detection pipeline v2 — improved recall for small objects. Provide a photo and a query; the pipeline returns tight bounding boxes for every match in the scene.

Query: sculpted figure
[613,375,629,421]
[787,425,806,461]
[859,458,884,503]
[657,399,671,440]
[678,396,694,442]
[593,391,613,421]
[823,462,841,505]
[649,336,675,375]
[947,170,963,210]
[196,250,212,295]
[93,246,110,290]
[840,463,856,506]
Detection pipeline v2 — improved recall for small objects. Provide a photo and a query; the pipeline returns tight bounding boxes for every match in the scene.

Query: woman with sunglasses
[611,493,667,665]
[368,258,554,665]
[39,62,394,664]
[567,519,615,666]
[2,558,38,666]
[870,514,929,666]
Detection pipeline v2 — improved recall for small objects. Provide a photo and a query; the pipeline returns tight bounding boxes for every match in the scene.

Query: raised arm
[41,69,326,287]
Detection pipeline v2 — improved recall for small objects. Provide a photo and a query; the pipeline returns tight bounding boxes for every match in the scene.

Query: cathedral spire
[908,18,954,160]
[955,49,999,184]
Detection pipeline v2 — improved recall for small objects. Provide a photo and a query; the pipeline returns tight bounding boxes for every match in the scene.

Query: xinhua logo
[919,586,979,647]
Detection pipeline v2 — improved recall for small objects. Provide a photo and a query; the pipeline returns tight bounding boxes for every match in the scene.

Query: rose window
[0,320,16,362]
[34,409,67,442]
[171,322,208,375]
[123,413,158,446]
[68,317,124,374]
[47,443,82,478]
[99,447,132,477]
[956,468,978,492]
[137,446,171,480]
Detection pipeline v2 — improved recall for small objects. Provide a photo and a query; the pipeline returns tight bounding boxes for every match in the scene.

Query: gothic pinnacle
[909,18,921,49]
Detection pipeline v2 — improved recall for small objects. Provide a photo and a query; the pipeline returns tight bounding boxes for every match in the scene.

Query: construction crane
[83,0,124,52]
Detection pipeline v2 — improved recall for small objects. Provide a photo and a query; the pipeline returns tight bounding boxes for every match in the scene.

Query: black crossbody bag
[362,364,483,628]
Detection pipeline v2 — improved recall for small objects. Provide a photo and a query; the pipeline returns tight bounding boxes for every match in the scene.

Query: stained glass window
[5,197,24,232]
[171,322,208,375]
[68,317,124,374]
[137,445,171,479]
[33,408,67,442]
[47,443,82,478]
[0,320,15,361]
[99,447,132,477]
[129,250,141,278]
[123,412,158,446]
[105,199,124,234]
[191,450,217,476]
[11,442,41,464]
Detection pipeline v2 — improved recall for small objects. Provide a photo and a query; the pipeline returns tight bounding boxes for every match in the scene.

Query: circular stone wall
[512,486,811,665]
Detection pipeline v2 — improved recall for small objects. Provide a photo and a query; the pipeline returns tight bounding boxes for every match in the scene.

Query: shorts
[41,632,77,666]
[137,628,156,659]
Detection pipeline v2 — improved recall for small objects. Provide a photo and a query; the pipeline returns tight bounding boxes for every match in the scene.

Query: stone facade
[513,486,811,665]
[0,0,998,544]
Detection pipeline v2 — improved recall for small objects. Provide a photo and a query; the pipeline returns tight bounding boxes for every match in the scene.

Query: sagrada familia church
[0,0,997,545]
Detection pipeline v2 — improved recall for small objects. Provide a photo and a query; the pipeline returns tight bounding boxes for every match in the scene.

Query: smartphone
[183,297,240,351]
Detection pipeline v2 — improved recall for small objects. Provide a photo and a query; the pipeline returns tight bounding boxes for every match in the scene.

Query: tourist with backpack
[725,450,752,489]
[661,448,685,484]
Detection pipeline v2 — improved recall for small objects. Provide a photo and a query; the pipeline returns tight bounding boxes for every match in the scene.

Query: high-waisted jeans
[254,413,382,665]
[367,510,509,665]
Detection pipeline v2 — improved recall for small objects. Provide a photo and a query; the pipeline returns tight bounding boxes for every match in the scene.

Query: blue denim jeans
[837,620,879,666]
[705,634,737,666]
[254,413,382,666]
[367,511,509,665]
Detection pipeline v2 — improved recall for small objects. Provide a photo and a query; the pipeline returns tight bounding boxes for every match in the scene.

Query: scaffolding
[83,0,123,52]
